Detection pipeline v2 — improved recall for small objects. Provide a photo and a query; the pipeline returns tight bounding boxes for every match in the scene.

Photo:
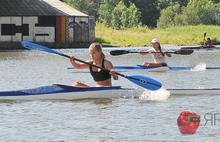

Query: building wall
[0,16,95,43]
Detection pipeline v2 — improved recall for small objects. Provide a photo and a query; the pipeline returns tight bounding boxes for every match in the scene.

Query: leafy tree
[63,0,100,19]
[111,1,142,29]
[127,3,142,27]
[212,0,220,3]
[183,0,220,25]
[157,4,181,28]
[98,0,160,27]
[157,0,189,10]
[98,0,121,26]
[157,0,220,28]
[111,1,126,29]
[129,0,160,28]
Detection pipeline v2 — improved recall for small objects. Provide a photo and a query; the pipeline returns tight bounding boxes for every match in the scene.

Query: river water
[0,46,220,141]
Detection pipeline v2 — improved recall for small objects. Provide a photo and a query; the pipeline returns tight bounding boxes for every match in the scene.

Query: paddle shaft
[60,53,160,87]
[110,49,193,56]
[127,51,176,54]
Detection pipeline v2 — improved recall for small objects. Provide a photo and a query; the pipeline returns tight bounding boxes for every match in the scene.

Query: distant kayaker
[70,42,118,87]
[139,38,172,66]
[205,38,213,47]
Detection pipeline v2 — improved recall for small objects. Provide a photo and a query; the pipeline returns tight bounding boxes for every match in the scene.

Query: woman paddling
[139,38,172,66]
[205,38,213,47]
[70,42,118,87]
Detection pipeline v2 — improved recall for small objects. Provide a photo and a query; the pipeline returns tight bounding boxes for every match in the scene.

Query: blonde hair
[89,42,105,59]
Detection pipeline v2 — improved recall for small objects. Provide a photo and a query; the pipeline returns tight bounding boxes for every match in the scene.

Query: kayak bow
[0,84,133,100]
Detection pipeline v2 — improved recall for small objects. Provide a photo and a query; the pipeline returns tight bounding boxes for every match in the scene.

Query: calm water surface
[0,46,220,141]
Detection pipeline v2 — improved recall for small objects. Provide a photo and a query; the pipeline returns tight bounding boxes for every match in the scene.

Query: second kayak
[67,65,220,72]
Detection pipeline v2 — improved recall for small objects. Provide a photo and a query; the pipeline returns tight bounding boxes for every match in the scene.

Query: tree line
[63,0,220,29]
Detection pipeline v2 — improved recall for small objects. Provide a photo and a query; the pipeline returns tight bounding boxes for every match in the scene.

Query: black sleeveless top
[90,59,111,81]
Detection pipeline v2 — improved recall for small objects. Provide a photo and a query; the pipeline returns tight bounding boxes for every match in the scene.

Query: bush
[157,0,220,28]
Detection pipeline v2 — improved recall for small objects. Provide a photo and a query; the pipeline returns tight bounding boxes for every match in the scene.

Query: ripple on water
[0,49,220,141]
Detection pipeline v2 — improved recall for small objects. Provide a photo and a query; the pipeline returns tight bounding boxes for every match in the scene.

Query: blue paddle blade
[21,41,62,55]
[125,74,162,90]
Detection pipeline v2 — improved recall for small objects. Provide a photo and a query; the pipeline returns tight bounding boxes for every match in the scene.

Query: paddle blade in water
[125,74,162,90]
[174,49,194,55]
[110,50,129,56]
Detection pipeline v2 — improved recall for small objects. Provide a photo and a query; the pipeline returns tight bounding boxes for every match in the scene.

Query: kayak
[181,45,215,49]
[0,84,133,100]
[167,88,220,95]
[67,65,220,72]
[0,84,219,101]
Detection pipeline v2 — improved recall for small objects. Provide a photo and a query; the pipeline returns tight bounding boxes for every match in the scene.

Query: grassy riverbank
[95,22,220,47]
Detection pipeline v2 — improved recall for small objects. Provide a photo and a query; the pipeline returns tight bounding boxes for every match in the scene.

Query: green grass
[95,22,220,47]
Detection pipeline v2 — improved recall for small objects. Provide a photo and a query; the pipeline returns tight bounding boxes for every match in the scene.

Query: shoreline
[1,42,218,50]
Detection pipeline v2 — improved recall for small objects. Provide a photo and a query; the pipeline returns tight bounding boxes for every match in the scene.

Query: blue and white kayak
[67,65,220,72]
[0,84,133,100]
[0,84,219,101]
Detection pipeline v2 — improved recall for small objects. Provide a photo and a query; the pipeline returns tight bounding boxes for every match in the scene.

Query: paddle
[110,49,194,56]
[21,41,162,91]
[203,32,206,45]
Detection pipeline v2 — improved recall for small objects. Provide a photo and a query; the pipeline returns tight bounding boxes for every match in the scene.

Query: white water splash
[120,88,140,99]
[138,87,170,101]
[190,62,206,71]
[195,86,206,89]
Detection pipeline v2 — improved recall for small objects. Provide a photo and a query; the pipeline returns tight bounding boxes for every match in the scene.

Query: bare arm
[105,60,118,80]
[69,55,91,69]
[164,51,172,57]
[138,50,150,55]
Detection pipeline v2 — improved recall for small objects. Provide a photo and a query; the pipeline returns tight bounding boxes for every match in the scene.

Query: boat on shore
[0,84,133,100]
[67,65,220,72]
[181,45,216,49]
